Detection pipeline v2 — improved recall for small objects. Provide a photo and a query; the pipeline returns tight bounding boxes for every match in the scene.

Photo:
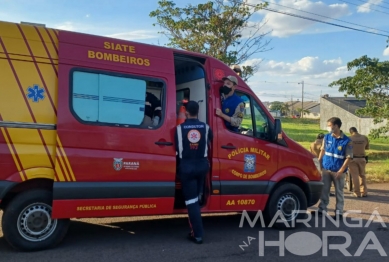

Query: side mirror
[273,118,283,142]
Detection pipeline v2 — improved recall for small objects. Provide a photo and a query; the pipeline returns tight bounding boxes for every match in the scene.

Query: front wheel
[265,183,307,229]
[2,189,70,252]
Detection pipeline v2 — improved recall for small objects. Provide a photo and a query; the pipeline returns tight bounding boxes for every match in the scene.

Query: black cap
[186,100,199,116]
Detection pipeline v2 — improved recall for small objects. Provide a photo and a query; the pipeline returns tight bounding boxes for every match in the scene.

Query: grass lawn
[279,118,389,183]
[242,117,389,182]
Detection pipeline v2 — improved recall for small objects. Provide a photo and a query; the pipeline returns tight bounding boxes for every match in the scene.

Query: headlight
[313,157,321,174]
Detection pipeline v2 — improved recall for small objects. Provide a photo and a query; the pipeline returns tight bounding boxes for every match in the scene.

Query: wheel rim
[17,203,57,242]
[277,193,300,222]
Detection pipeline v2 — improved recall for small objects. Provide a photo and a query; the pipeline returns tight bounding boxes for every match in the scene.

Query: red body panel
[276,136,321,181]
[56,32,177,182]
[52,198,174,219]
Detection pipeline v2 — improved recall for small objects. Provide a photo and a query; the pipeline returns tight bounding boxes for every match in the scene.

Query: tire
[2,189,70,252]
[265,183,307,230]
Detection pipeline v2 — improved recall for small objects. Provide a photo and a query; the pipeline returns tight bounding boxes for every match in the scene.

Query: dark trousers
[178,158,209,238]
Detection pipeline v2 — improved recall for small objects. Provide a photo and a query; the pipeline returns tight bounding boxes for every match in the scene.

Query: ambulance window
[237,93,254,137]
[71,71,162,127]
[253,100,270,140]
[73,72,99,122]
[99,74,146,125]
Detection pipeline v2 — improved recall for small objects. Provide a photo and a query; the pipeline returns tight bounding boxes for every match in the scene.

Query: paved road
[1,184,388,262]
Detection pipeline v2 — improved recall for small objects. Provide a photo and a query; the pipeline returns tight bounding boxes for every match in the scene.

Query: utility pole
[298,81,304,118]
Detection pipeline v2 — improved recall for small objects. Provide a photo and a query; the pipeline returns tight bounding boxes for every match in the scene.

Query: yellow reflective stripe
[57,136,76,181]
[0,23,29,56]
[54,154,66,182]
[8,54,34,62]
[7,129,53,180]
[19,25,48,58]
[57,152,70,181]
[48,29,58,45]
[36,27,58,61]
[0,127,25,181]
[0,52,33,124]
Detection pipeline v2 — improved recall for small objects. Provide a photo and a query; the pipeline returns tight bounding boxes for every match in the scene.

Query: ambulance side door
[52,31,177,218]
[216,88,279,210]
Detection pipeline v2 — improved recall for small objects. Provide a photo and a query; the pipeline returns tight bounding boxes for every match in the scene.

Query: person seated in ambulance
[141,91,162,126]
[215,75,245,133]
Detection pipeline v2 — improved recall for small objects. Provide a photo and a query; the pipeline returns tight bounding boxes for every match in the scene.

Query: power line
[262,6,389,37]
[338,0,389,15]
[257,0,389,34]
[237,1,389,37]
[351,0,389,10]
[257,93,318,99]
[258,81,328,87]
[375,0,389,6]
[379,0,389,6]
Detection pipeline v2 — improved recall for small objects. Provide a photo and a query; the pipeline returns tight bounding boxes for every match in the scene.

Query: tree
[149,0,272,81]
[269,101,284,111]
[329,55,389,138]
[279,103,290,116]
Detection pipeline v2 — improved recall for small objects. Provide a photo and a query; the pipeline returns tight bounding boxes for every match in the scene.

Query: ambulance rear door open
[172,53,214,209]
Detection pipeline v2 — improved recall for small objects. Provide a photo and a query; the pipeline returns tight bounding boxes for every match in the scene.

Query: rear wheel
[266,183,307,229]
[2,189,70,252]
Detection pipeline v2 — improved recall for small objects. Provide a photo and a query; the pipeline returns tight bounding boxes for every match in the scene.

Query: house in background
[320,95,388,135]
[285,100,320,119]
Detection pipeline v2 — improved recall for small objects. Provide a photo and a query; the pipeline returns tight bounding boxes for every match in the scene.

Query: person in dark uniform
[142,91,162,126]
[174,101,213,244]
[215,75,245,132]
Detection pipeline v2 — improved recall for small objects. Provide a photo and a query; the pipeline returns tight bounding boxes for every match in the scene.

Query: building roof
[285,100,319,111]
[322,96,370,118]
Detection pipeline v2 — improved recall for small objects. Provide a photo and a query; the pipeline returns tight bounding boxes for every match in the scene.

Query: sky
[1,0,388,103]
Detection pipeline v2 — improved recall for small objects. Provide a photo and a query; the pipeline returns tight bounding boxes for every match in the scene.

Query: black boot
[187,234,203,244]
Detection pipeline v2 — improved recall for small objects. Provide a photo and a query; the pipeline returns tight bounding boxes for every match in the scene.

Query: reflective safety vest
[175,119,211,160]
[322,133,351,172]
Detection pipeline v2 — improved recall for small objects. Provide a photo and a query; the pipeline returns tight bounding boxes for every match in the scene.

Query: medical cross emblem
[26,84,45,102]
[188,130,201,143]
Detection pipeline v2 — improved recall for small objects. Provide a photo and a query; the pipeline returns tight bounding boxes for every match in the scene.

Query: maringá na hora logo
[26,84,45,102]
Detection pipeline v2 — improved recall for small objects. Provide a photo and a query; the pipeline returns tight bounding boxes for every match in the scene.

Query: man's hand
[335,170,344,179]
[216,108,223,116]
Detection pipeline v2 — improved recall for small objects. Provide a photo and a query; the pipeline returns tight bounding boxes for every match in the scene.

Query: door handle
[221,145,236,149]
[155,141,173,146]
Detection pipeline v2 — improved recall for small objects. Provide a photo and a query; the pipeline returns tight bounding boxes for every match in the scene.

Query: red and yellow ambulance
[0,20,323,251]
